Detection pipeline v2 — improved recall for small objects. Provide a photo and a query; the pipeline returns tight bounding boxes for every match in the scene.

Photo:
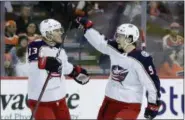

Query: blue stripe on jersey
[28,40,48,62]
[128,49,161,99]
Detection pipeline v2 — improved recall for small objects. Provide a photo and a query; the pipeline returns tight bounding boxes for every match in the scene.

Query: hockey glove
[38,57,62,73]
[68,65,90,85]
[76,17,93,30]
[144,101,161,120]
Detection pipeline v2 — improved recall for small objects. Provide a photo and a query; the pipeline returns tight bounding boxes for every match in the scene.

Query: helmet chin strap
[122,42,136,53]
[123,44,129,50]
[123,42,132,50]
[122,38,135,50]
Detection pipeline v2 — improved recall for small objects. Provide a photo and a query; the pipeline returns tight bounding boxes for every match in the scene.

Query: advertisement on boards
[0,79,184,119]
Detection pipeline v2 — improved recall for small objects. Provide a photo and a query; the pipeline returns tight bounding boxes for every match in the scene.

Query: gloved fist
[144,101,161,120]
[76,17,93,29]
[38,57,62,73]
[69,65,90,85]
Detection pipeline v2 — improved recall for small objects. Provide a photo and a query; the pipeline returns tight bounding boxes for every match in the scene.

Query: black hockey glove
[144,100,161,120]
[68,65,90,85]
[38,57,62,73]
[76,17,93,31]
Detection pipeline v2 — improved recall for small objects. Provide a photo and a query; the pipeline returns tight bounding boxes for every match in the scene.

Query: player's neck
[45,41,56,47]
[123,45,136,53]
[43,37,56,47]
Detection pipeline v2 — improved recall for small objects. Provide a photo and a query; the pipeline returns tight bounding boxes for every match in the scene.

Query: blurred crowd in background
[3,1,184,78]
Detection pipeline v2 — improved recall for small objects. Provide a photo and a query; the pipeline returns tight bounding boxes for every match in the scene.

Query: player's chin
[57,40,62,44]
[55,38,63,43]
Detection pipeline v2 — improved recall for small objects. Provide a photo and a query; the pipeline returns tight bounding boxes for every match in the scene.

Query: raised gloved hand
[38,57,62,73]
[144,101,161,120]
[76,17,93,30]
[69,65,90,85]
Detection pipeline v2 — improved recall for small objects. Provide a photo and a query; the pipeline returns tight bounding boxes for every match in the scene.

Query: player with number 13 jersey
[27,19,90,120]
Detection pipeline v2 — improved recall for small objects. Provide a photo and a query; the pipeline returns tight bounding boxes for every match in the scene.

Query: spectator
[159,22,184,78]
[15,47,28,76]
[4,53,14,76]
[9,35,28,69]
[149,1,160,20]
[158,46,184,78]
[5,20,18,53]
[162,22,184,51]
[19,22,40,43]
[26,22,40,42]
[16,5,32,34]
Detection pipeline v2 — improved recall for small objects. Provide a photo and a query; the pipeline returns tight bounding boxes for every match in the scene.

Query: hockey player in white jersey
[76,17,161,120]
[27,19,90,120]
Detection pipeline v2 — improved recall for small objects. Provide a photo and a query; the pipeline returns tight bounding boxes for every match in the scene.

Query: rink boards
[1,78,184,119]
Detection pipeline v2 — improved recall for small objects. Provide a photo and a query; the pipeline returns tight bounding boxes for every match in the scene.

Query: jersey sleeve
[136,56,161,104]
[28,40,42,62]
[58,50,74,75]
[84,28,111,55]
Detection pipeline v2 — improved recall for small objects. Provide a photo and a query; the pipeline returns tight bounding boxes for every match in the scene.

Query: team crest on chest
[111,65,129,85]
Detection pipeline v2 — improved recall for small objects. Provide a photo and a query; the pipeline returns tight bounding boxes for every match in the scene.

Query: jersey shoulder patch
[128,49,152,64]
[141,51,150,57]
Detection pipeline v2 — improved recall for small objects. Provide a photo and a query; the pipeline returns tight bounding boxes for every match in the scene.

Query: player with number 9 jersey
[76,17,161,120]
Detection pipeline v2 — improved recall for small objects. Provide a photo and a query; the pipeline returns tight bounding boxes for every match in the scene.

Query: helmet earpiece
[44,31,56,46]
[127,35,133,43]
[45,31,52,39]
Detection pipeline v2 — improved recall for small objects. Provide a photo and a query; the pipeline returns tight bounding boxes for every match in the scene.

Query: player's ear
[126,35,133,43]
[46,31,52,40]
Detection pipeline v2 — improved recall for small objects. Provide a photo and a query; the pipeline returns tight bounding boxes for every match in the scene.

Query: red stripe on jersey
[38,57,47,69]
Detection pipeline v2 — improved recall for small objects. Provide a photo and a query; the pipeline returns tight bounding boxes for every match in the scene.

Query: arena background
[0,1,184,119]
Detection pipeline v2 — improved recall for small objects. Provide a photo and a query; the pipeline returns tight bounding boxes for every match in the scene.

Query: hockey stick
[141,29,146,50]
[61,21,73,48]
[29,21,73,120]
[141,1,147,51]
[29,72,51,120]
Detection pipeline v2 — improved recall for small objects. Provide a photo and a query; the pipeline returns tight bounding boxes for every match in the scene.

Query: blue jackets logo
[111,65,128,85]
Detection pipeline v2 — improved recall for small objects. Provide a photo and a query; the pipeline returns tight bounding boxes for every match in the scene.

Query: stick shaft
[30,73,51,120]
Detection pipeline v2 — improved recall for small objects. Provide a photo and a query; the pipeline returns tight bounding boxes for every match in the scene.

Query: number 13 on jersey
[28,47,39,62]
[28,47,38,56]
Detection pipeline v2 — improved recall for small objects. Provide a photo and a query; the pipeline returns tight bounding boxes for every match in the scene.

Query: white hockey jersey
[84,28,161,104]
[28,40,73,102]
